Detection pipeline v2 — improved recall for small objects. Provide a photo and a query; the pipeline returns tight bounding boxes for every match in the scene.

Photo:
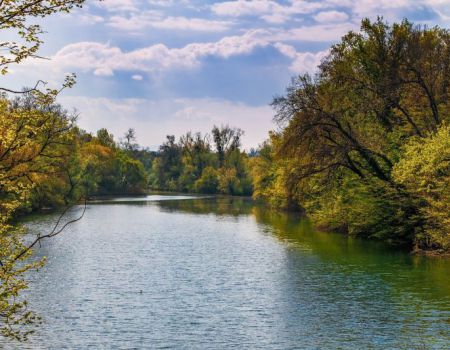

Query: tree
[273,18,450,185]
[177,132,216,191]
[0,96,78,339]
[218,168,240,195]
[117,154,147,194]
[211,125,243,167]
[0,0,87,340]
[194,167,219,194]
[96,128,115,148]
[393,124,450,251]
[151,135,182,190]
[265,18,450,248]
[121,128,139,152]
[249,138,299,209]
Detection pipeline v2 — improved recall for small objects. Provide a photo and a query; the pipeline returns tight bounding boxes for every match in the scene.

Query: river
[4,195,450,349]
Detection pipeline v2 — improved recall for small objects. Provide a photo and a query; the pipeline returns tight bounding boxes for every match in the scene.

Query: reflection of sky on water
[6,196,450,349]
[89,194,212,203]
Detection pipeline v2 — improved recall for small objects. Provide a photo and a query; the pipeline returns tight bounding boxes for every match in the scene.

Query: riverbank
[411,247,450,258]
[151,191,450,257]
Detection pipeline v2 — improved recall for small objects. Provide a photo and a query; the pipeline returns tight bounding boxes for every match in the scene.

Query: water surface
[4,196,450,349]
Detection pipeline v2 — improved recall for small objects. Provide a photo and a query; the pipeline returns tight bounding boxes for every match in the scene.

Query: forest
[0,0,450,340]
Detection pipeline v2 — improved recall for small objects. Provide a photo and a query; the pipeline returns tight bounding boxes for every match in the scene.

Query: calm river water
[3,195,450,349]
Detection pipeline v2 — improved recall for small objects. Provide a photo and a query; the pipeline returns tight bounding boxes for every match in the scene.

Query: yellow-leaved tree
[0,0,87,340]
[393,125,450,251]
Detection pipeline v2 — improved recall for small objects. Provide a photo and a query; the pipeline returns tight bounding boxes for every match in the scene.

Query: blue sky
[7,0,450,149]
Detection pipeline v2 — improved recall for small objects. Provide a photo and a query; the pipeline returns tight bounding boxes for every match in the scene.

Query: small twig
[0,80,47,94]
[12,199,87,263]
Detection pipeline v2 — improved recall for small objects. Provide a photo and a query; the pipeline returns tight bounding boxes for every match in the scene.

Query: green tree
[249,137,299,209]
[211,125,243,167]
[218,168,241,195]
[151,135,182,190]
[0,96,77,339]
[264,18,450,249]
[96,128,115,148]
[194,167,219,193]
[393,124,450,251]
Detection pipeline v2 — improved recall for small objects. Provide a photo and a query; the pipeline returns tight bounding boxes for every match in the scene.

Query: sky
[6,0,450,149]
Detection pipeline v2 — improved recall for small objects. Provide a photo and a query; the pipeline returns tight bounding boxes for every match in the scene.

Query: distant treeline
[1,94,254,218]
[77,124,254,197]
[149,127,252,195]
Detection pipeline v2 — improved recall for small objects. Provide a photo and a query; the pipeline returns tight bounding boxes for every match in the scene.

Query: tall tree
[211,125,243,167]
[0,0,87,340]
[266,18,450,248]
[121,128,138,152]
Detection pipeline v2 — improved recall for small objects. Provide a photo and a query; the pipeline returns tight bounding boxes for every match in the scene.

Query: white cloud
[261,12,290,23]
[212,0,277,16]
[10,0,450,155]
[77,13,105,25]
[94,66,115,77]
[313,10,349,23]
[23,29,272,76]
[58,96,275,149]
[287,0,330,15]
[16,24,350,81]
[147,0,192,7]
[274,43,329,73]
[349,0,412,17]
[151,16,232,31]
[272,23,357,42]
[211,0,450,24]
[107,12,232,32]
[107,11,162,31]
[212,0,325,22]
[95,0,139,13]
[321,0,446,22]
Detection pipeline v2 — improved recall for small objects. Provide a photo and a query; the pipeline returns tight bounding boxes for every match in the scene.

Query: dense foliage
[0,0,89,340]
[150,126,253,196]
[250,18,450,252]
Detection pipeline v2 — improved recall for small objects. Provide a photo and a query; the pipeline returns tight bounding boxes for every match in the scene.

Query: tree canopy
[0,0,87,339]
[251,18,450,251]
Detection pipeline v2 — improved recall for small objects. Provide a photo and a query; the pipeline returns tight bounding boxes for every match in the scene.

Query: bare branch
[12,199,87,263]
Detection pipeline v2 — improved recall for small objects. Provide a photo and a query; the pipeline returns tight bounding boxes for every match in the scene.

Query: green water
[4,195,450,349]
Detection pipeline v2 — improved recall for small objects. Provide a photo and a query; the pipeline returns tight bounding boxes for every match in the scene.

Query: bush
[393,124,450,250]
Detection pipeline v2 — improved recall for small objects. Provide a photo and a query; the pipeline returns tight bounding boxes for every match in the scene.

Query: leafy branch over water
[0,0,88,340]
